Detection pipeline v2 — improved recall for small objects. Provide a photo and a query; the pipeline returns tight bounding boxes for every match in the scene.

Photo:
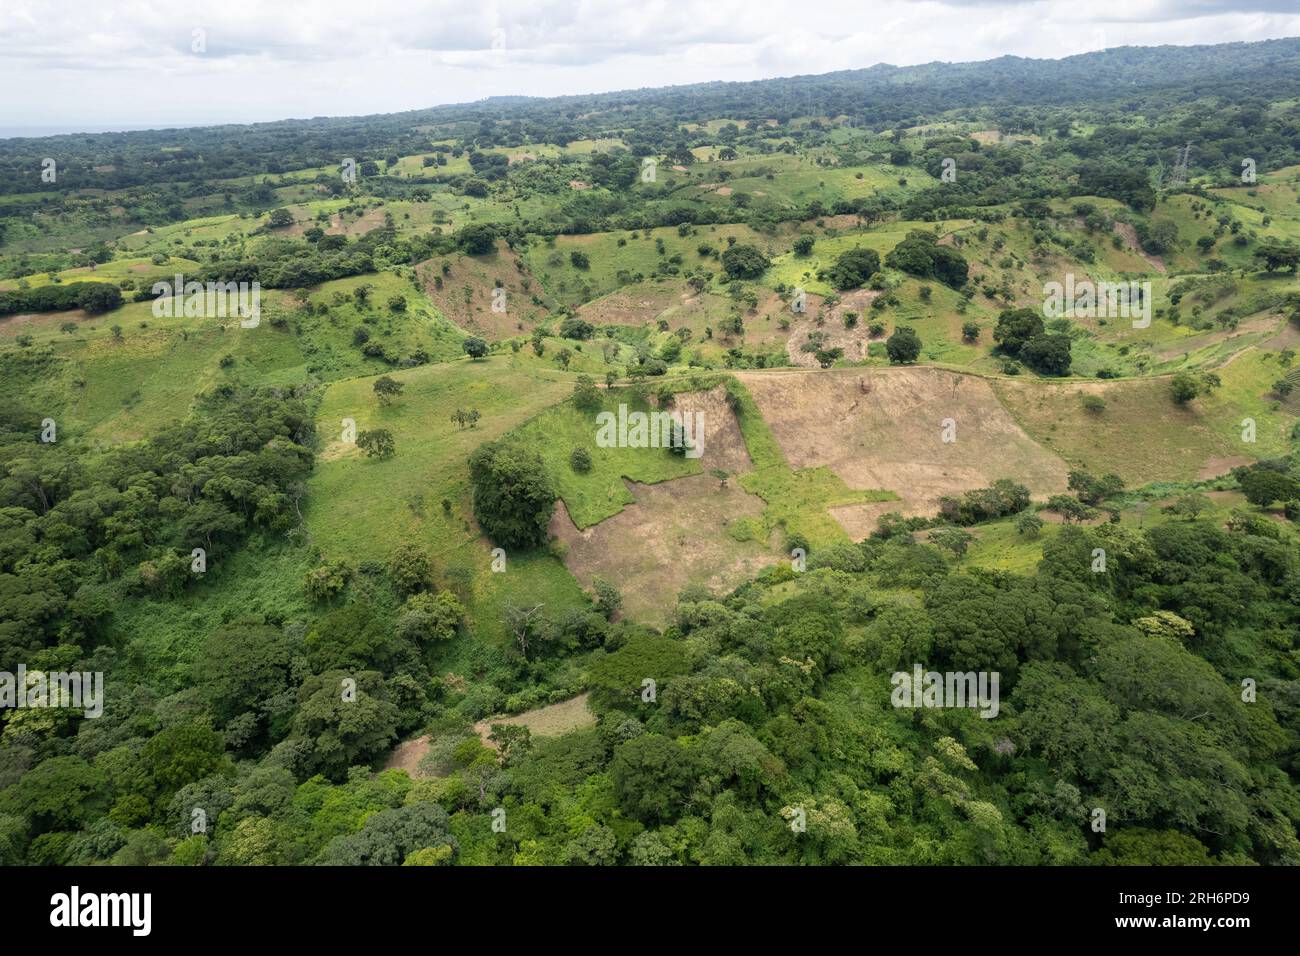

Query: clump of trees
[720,244,770,280]
[938,478,1031,524]
[825,247,880,290]
[469,441,556,548]
[993,307,1071,376]
[0,281,123,315]
[884,230,968,288]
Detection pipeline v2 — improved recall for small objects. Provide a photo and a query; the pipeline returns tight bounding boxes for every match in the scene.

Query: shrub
[570,447,593,473]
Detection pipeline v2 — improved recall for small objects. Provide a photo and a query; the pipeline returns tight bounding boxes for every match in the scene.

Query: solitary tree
[886,326,922,364]
[357,429,396,459]
[373,376,403,406]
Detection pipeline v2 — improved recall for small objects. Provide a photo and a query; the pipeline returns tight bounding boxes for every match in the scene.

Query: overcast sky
[2,0,1299,136]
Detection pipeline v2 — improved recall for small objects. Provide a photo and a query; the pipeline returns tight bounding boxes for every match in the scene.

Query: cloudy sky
[2,0,1298,136]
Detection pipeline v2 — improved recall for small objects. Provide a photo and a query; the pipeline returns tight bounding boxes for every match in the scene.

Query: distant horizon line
[6,34,1300,142]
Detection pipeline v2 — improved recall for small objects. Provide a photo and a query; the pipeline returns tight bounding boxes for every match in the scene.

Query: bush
[593,577,623,619]
[570,447,593,473]
[387,543,432,595]
[1170,372,1200,405]
[560,317,595,340]
[305,562,350,602]
[396,590,464,644]
[357,428,395,459]
[573,374,601,409]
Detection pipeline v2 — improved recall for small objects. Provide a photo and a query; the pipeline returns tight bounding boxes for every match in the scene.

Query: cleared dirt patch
[1111,221,1166,273]
[417,240,551,340]
[0,309,84,339]
[1198,455,1252,479]
[578,282,694,327]
[828,499,933,540]
[578,279,735,331]
[550,479,778,624]
[737,367,1071,520]
[289,205,387,238]
[384,694,597,778]
[383,736,434,778]
[474,693,596,748]
[1262,322,1300,351]
[668,385,753,472]
[549,386,778,622]
[785,289,881,366]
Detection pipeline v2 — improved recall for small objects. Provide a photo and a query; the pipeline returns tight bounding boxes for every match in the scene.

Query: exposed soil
[473,693,596,748]
[1110,221,1166,273]
[737,366,1071,522]
[1198,455,1252,480]
[416,240,551,340]
[785,289,882,366]
[548,386,778,622]
[383,694,597,778]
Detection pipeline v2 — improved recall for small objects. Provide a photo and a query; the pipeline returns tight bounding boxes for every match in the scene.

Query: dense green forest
[2,36,1299,867]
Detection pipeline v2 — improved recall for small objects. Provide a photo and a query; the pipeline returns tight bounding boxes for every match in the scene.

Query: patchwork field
[7,30,1300,875]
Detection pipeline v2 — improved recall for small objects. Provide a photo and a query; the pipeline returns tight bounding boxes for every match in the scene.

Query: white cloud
[1,0,1298,134]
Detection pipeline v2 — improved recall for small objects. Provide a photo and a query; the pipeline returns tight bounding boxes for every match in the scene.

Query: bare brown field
[1198,455,1252,479]
[828,499,934,540]
[576,280,718,327]
[417,240,551,340]
[287,204,387,238]
[473,693,596,747]
[1110,221,1167,272]
[550,480,778,625]
[785,289,882,366]
[737,366,1071,516]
